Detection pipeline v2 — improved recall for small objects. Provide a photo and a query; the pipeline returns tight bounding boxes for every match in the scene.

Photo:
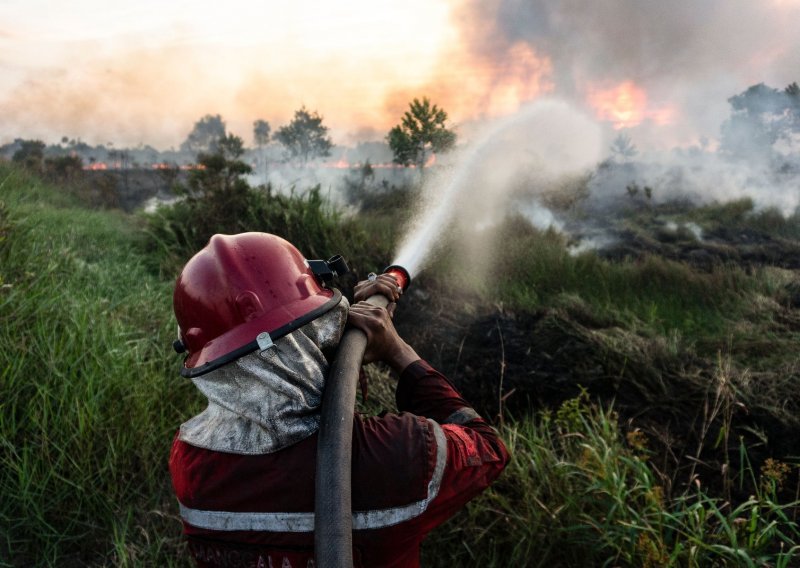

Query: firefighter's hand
[348,302,419,371]
[354,273,403,307]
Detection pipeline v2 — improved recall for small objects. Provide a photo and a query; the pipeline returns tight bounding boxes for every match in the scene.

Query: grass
[2,162,800,566]
[0,165,197,565]
[443,217,765,342]
[423,392,800,567]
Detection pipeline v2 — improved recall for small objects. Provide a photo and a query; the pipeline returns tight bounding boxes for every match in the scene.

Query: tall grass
[425,393,800,567]
[141,184,396,282]
[0,165,196,565]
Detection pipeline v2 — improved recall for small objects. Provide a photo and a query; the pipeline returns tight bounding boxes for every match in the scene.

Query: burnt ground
[600,224,800,270]
[393,276,800,496]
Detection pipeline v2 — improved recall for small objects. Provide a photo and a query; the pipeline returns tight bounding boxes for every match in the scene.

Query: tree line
[1,96,457,176]
[178,97,456,171]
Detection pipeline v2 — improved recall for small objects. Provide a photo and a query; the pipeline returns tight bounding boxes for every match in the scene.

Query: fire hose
[314,265,410,568]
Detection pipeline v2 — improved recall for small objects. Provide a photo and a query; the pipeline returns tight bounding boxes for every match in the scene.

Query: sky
[1,0,800,150]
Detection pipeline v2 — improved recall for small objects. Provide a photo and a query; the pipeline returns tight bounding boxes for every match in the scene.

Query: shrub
[142,183,394,283]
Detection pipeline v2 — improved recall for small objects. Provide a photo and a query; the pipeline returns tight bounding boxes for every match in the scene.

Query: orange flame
[587,81,647,129]
[586,80,677,129]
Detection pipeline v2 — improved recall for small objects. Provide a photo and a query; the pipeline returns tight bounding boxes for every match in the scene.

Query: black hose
[314,293,390,567]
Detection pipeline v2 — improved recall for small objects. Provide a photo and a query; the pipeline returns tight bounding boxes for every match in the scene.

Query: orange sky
[0,0,552,148]
[1,0,800,149]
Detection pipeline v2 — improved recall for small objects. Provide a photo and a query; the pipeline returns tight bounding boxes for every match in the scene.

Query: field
[2,161,800,566]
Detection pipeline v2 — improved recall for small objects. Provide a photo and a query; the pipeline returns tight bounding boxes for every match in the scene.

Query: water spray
[393,100,602,278]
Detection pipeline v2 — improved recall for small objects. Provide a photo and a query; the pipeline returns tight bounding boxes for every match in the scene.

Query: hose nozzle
[382,265,411,292]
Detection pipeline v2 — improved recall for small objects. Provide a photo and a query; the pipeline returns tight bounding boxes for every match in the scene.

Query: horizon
[2,1,800,150]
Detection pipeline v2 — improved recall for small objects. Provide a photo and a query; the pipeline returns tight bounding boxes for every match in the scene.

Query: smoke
[449,0,800,146]
[588,149,800,216]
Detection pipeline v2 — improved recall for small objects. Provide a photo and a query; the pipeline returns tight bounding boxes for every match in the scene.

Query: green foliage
[274,106,333,164]
[11,139,46,172]
[483,218,757,339]
[611,132,638,161]
[720,82,800,159]
[253,119,271,147]
[180,114,226,154]
[142,144,394,280]
[426,395,800,567]
[387,97,456,169]
[43,154,84,185]
[689,198,800,239]
[0,165,194,564]
[145,135,254,271]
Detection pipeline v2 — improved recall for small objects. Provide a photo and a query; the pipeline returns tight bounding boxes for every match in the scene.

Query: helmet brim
[181,288,341,378]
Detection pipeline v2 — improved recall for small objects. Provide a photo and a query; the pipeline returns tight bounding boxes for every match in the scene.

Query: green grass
[424,392,800,567]
[470,217,780,346]
[2,163,800,566]
[0,164,197,565]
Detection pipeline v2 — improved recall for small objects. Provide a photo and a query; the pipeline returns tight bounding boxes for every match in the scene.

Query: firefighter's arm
[348,296,510,531]
[347,299,488,424]
[397,361,510,533]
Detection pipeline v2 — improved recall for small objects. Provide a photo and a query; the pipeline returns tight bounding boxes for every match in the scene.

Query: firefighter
[169,232,509,567]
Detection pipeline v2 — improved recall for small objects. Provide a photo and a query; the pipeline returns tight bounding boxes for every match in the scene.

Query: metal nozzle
[382,264,411,291]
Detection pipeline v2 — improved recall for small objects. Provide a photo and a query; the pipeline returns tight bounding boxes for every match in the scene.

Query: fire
[388,41,553,125]
[84,162,108,170]
[586,81,677,129]
[587,81,647,129]
[482,42,553,117]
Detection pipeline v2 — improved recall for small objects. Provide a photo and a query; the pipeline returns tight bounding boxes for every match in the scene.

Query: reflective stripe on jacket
[170,359,510,568]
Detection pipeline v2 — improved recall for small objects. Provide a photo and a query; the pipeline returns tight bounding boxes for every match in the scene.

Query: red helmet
[173,232,345,377]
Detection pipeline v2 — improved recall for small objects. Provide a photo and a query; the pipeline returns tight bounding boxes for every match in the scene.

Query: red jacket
[170,359,509,567]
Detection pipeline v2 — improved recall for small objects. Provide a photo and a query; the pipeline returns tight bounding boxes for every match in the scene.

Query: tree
[177,133,254,229]
[610,132,638,161]
[719,82,800,160]
[253,119,271,148]
[181,114,226,155]
[44,155,83,184]
[274,107,333,164]
[185,134,252,200]
[12,140,46,172]
[253,119,271,175]
[387,97,456,170]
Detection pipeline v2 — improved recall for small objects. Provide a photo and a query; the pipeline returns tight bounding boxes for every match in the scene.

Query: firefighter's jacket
[170,359,510,567]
